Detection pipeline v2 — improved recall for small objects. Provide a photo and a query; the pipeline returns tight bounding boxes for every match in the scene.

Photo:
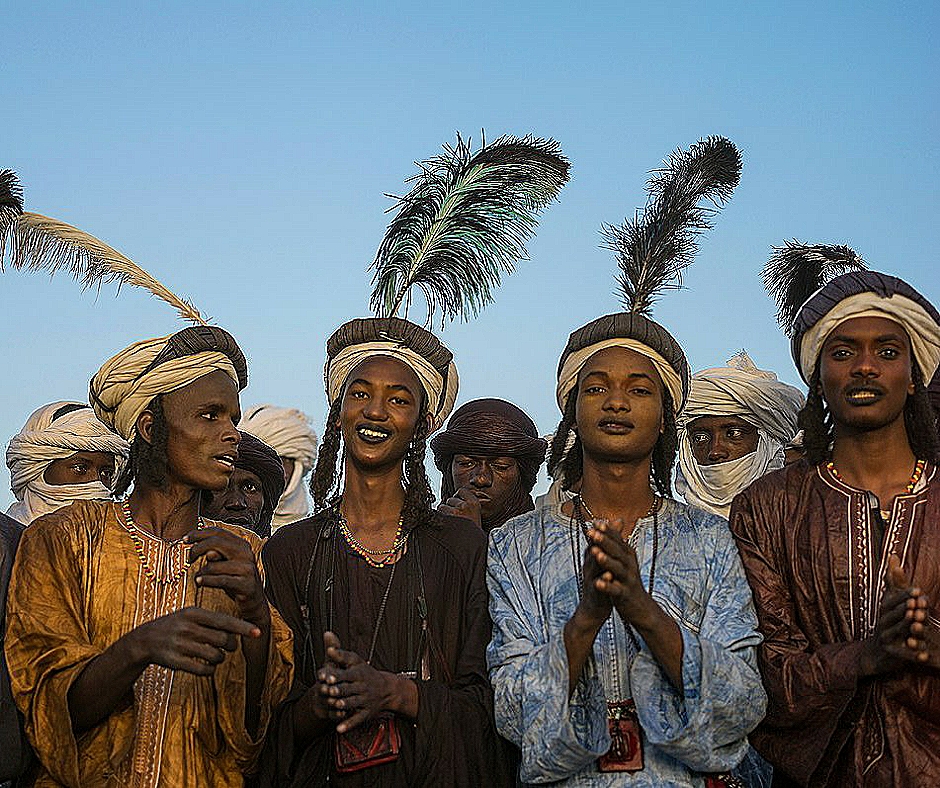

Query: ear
[136,409,155,446]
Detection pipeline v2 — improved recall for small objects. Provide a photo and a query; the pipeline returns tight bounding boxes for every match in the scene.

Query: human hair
[547,384,676,498]
[309,395,435,524]
[113,395,169,497]
[799,360,940,465]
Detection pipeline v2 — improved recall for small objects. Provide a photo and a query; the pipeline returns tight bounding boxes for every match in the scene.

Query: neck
[341,457,407,534]
[577,452,656,526]
[126,481,201,541]
[831,417,917,492]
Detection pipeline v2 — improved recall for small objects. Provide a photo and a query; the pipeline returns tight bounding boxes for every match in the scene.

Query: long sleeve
[729,484,864,784]
[487,524,610,784]
[630,519,767,772]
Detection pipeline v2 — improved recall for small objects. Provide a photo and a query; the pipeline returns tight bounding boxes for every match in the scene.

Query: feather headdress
[761,240,867,335]
[603,136,742,316]
[0,169,206,324]
[369,133,569,324]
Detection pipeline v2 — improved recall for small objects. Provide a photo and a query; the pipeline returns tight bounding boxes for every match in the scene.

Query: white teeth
[358,427,389,439]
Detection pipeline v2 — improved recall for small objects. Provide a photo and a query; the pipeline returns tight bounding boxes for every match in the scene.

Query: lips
[356,423,393,444]
[844,386,885,406]
[214,453,237,471]
[598,420,634,434]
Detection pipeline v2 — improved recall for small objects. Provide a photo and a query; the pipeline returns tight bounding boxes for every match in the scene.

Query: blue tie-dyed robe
[486,498,767,786]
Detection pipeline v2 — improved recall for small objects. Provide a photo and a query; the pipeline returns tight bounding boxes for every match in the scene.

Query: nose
[470,463,493,488]
[225,488,248,511]
[223,418,241,447]
[851,348,880,378]
[603,385,631,412]
[708,436,730,462]
[363,397,389,421]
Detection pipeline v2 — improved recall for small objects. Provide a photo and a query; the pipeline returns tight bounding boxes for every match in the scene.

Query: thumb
[887,555,910,589]
[323,630,342,654]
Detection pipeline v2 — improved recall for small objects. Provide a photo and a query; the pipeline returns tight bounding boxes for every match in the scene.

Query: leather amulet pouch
[334,713,401,773]
[597,700,644,773]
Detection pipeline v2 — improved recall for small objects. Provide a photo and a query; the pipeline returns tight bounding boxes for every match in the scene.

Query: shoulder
[658,497,736,555]
[737,460,818,503]
[415,510,487,575]
[20,500,115,550]
[264,511,332,556]
[0,512,24,549]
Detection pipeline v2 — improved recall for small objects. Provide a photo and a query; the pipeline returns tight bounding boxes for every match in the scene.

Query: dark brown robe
[730,461,940,787]
[257,509,511,787]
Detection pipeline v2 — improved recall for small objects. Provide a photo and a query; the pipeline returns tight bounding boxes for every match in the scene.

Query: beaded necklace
[120,500,203,585]
[826,458,926,495]
[338,512,407,568]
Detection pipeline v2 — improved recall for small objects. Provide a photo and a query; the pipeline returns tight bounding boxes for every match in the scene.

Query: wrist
[617,590,658,629]
[240,599,271,630]
[570,604,607,636]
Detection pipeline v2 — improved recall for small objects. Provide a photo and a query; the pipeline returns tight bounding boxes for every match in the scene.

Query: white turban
[555,338,685,415]
[90,334,241,441]
[5,401,130,524]
[241,404,318,529]
[798,291,940,384]
[676,352,804,518]
[324,342,459,433]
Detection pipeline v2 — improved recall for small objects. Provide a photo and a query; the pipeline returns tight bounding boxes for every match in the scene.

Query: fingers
[337,707,371,734]
[185,607,261,639]
[186,528,253,563]
[326,644,365,669]
[887,554,910,590]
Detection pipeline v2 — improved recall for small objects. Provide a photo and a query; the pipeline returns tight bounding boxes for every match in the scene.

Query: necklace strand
[120,501,203,585]
[338,514,407,567]
[826,458,925,495]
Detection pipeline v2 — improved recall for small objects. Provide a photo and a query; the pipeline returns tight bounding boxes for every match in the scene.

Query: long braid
[113,395,168,497]
[402,409,434,527]
[907,363,940,462]
[798,365,831,465]
[310,398,342,511]
[548,391,582,491]
[651,387,677,497]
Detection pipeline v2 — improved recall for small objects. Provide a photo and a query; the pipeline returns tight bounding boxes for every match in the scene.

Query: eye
[631,387,653,396]
[880,347,900,359]
[493,463,512,472]
[727,428,745,440]
[390,395,411,406]
[690,432,709,444]
[348,389,368,400]
[242,481,259,494]
[830,347,852,360]
[72,462,89,474]
[201,408,219,420]
[583,384,606,394]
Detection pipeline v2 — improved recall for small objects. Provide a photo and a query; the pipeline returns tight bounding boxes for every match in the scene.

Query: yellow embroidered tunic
[4,500,293,787]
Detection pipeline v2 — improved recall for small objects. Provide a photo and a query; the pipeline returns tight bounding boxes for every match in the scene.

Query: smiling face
[819,315,914,434]
[43,451,116,488]
[574,346,665,464]
[148,370,242,492]
[339,355,425,471]
[450,454,521,520]
[687,415,759,465]
[203,467,265,530]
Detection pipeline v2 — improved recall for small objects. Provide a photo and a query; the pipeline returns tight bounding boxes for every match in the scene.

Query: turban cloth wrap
[231,431,286,538]
[6,402,130,524]
[791,271,940,385]
[555,312,689,414]
[90,326,248,441]
[241,404,318,529]
[675,353,805,518]
[324,318,458,433]
[430,398,548,529]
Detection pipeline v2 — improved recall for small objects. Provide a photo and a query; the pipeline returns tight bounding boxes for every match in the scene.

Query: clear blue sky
[3,1,938,508]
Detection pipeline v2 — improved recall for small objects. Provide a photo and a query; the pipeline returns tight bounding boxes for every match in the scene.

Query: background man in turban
[487,312,766,786]
[731,271,940,786]
[240,404,318,530]
[203,431,286,539]
[5,401,129,524]
[430,398,547,532]
[5,325,292,786]
[676,351,804,518]
[259,316,511,787]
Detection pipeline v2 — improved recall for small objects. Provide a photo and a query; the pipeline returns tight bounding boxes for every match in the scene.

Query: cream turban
[324,318,459,433]
[241,404,318,529]
[90,326,247,441]
[5,401,129,524]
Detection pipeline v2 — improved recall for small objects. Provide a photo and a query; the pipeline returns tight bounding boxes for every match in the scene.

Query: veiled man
[730,269,940,786]
[430,398,548,532]
[676,351,804,518]
[258,317,511,787]
[487,312,767,786]
[203,431,286,539]
[5,401,129,524]
[5,326,293,787]
[240,405,318,530]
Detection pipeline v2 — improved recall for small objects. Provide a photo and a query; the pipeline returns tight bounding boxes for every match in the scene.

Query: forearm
[563,607,605,695]
[290,686,334,744]
[386,673,419,719]
[68,631,148,733]
[624,595,684,692]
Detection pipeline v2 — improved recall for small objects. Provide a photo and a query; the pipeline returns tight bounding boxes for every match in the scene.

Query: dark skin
[560,347,684,694]
[292,356,424,742]
[67,370,271,736]
[439,455,519,530]
[43,450,116,487]
[817,316,934,670]
[203,467,266,530]
[686,415,759,465]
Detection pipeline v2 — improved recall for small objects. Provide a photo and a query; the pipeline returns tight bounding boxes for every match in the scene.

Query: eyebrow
[581,370,657,383]
[827,332,907,345]
[348,378,416,396]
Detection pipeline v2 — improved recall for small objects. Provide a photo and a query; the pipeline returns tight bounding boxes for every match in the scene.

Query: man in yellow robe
[4,326,293,787]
